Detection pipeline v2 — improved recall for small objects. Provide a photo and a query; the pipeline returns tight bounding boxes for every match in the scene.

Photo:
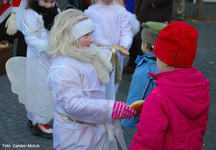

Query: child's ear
[144,43,148,49]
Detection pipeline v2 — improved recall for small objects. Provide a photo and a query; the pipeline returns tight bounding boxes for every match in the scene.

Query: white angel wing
[5,57,54,118]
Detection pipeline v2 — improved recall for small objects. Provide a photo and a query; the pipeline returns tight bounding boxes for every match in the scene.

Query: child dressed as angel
[84,0,134,100]
[46,9,136,150]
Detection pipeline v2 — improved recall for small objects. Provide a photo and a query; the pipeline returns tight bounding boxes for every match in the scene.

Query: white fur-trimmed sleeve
[127,12,140,36]
[119,9,133,50]
[22,9,49,53]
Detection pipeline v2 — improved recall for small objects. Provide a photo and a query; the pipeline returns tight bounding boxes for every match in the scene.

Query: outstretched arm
[129,88,169,150]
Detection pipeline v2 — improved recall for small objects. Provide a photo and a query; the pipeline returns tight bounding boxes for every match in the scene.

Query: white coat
[22,8,51,70]
[46,55,127,150]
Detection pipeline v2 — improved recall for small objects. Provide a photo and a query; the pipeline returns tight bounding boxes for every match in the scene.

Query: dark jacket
[134,0,173,23]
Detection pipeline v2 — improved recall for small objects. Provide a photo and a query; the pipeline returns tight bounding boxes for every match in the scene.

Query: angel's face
[38,0,56,9]
[77,32,94,48]
[100,0,115,5]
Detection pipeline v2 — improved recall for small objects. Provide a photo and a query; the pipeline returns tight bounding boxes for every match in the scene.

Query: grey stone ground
[0,2,216,150]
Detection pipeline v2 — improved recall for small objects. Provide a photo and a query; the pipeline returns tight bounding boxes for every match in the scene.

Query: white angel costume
[22,8,51,69]
[46,45,127,150]
[84,3,133,100]
[21,9,52,124]
[15,0,27,31]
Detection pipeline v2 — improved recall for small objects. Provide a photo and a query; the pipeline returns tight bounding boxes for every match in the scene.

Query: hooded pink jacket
[129,67,210,150]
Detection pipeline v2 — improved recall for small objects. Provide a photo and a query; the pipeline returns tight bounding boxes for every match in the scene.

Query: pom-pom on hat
[141,21,168,45]
[154,21,199,68]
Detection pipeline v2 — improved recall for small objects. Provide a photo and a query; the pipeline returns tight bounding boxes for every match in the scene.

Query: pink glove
[112,101,136,120]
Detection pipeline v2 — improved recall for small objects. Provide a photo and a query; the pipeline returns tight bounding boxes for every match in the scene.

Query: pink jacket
[129,67,210,150]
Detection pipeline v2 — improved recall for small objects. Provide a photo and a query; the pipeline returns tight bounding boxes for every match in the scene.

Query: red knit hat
[154,21,199,68]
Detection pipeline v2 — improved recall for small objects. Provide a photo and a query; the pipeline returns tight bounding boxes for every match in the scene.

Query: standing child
[84,0,133,100]
[121,21,167,129]
[21,0,59,138]
[129,21,210,150]
[46,9,136,150]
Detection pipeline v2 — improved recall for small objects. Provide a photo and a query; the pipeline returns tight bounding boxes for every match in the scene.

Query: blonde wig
[48,9,89,57]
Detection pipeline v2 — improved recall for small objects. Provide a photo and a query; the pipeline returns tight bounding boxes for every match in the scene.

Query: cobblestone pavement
[0,2,216,150]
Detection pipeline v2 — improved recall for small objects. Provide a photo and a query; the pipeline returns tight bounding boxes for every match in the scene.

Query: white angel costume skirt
[53,112,127,150]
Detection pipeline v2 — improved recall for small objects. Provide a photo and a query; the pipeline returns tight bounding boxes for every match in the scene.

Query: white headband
[71,18,94,39]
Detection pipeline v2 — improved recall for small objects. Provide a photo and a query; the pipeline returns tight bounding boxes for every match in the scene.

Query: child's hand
[113,45,130,56]
[112,101,136,120]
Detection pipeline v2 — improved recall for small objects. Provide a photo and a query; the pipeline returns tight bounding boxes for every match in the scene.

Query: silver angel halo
[5,57,54,118]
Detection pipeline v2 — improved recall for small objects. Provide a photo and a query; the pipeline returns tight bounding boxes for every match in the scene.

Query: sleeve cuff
[105,99,115,124]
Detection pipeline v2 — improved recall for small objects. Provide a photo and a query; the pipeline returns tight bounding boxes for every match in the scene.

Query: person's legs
[27,112,53,139]
[177,0,185,20]
[16,31,27,56]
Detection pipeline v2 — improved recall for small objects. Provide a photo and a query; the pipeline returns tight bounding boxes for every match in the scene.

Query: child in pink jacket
[129,21,210,150]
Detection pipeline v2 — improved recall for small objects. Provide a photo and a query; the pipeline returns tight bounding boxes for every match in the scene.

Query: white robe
[22,9,52,70]
[16,0,27,31]
[21,9,52,124]
[85,4,133,100]
[46,56,126,150]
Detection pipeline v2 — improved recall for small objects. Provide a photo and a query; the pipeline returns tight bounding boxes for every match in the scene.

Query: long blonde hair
[48,9,89,57]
